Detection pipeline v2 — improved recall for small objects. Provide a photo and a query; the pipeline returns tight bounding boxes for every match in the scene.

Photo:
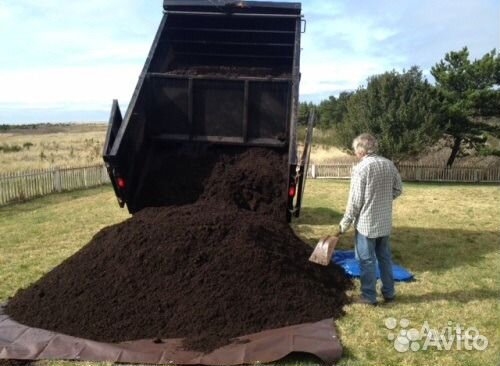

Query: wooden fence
[1,162,499,207]
[0,165,110,206]
[309,163,500,183]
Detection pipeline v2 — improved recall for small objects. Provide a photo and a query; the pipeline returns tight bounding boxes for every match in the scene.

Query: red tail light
[288,186,296,197]
[117,177,126,189]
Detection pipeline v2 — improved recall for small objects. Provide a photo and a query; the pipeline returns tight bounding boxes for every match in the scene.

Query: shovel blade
[309,236,339,266]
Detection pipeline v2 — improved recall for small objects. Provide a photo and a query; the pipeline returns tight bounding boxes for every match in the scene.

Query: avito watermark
[384,317,488,353]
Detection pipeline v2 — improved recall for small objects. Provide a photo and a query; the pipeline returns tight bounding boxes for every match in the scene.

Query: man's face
[355,151,365,160]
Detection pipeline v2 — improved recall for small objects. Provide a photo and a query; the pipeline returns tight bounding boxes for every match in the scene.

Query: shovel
[309,232,341,266]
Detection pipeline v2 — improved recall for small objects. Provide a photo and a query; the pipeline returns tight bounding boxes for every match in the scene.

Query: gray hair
[352,133,378,155]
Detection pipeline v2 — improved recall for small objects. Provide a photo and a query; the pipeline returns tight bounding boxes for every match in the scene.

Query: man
[339,133,402,306]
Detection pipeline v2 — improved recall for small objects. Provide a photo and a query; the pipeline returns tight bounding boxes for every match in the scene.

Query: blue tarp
[333,250,414,282]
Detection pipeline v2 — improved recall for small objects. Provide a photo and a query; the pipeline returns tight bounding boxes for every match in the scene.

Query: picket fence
[309,162,500,183]
[0,162,499,207]
[0,165,110,206]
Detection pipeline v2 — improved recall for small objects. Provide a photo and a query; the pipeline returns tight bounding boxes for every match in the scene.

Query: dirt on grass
[5,148,353,352]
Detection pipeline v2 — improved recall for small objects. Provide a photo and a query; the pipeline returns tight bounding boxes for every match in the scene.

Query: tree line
[299,48,500,166]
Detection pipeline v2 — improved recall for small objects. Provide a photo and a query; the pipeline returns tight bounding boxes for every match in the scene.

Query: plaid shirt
[340,154,402,238]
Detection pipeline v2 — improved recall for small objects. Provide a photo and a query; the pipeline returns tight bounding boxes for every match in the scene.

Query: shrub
[0,143,23,153]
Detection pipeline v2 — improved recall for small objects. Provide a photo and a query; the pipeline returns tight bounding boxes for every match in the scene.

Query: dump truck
[103,0,313,222]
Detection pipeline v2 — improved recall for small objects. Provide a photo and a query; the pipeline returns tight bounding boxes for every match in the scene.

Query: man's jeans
[354,231,395,304]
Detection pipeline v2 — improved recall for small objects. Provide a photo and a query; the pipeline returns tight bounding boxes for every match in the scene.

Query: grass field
[0,181,499,366]
[0,124,107,172]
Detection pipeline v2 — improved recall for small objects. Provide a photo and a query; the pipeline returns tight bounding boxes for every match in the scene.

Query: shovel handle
[319,231,341,243]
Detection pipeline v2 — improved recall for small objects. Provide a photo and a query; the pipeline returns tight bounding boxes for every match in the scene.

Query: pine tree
[431,47,500,166]
[334,67,442,161]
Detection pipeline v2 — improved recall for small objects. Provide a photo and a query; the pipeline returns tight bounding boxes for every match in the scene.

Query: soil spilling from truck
[6,148,353,353]
[136,145,289,220]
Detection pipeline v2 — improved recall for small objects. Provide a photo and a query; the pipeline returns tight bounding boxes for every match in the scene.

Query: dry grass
[0,181,499,365]
[310,145,353,164]
[297,127,352,164]
[0,124,107,172]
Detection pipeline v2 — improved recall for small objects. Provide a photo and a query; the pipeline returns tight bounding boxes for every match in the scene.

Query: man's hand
[339,219,350,234]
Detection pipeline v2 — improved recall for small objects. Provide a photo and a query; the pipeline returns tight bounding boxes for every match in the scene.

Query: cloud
[0,4,12,22]
[308,17,399,54]
[0,0,161,66]
[299,0,404,99]
[300,59,382,96]
[32,29,151,63]
[0,65,141,110]
[0,0,498,123]
[0,1,161,122]
[298,0,498,100]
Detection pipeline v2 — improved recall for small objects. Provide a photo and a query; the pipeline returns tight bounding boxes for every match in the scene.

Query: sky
[0,0,498,124]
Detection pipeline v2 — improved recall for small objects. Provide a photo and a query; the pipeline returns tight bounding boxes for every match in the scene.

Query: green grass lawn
[0,181,499,366]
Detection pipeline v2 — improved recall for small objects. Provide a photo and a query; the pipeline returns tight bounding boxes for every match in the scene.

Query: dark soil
[138,146,288,220]
[166,66,291,78]
[0,361,33,366]
[5,148,353,353]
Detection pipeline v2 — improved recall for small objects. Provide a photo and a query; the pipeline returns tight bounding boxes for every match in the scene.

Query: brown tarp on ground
[0,307,342,365]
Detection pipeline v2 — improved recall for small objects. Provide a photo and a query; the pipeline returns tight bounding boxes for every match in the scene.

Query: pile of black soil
[6,148,353,353]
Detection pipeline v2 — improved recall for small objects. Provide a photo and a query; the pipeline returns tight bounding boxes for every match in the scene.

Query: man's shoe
[383,296,395,303]
[353,296,378,306]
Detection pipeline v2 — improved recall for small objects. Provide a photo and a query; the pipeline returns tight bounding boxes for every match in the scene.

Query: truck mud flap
[103,100,125,207]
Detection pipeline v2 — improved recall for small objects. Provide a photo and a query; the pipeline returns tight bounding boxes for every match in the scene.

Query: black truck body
[103,0,310,221]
